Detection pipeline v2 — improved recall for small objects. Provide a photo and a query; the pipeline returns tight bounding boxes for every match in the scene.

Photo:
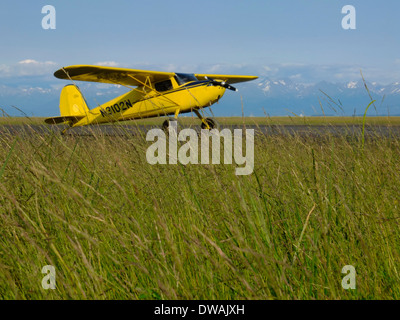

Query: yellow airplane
[45,65,258,132]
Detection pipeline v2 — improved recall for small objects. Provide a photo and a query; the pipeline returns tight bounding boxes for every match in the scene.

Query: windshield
[175,73,198,85]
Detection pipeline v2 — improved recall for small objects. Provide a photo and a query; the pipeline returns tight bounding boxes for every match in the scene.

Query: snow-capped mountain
[236,77,400,116]
[256,77,400,98]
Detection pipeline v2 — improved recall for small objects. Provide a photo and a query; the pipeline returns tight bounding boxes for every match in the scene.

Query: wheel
[162,117,179,133]
[201,117,220,130]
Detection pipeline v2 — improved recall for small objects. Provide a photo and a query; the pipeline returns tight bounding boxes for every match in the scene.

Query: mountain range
[1,76,400,117]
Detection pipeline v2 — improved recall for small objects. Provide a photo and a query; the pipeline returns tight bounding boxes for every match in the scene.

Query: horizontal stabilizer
[45,115,85,125]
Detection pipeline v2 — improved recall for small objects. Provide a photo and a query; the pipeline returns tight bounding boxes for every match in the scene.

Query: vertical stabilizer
[59,84,89,117]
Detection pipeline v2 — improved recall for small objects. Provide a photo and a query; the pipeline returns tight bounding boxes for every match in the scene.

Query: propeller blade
[205,77,237,91]
[224,84,238,91]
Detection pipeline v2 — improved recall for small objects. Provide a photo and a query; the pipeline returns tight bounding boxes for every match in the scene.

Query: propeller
[205,76,238,92]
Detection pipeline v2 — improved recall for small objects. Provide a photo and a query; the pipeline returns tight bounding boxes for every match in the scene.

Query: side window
[155,79,173,92]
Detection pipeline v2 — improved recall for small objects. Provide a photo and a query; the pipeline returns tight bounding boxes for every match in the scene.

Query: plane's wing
[54,65,175,87]
[194,74,258,84]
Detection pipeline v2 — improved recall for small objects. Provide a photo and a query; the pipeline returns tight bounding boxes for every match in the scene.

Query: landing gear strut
[200,117,219,130]
[193,109,219,130]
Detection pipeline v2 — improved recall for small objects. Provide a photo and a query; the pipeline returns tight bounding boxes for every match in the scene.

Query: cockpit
[154,73,199,92]
[174,73,198,86]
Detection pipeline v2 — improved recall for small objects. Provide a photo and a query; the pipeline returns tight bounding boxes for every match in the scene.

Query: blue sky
[0,0,400,83]
[1,0,400,116]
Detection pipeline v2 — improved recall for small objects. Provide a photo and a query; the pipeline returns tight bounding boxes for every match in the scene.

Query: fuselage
[72,73,226,127]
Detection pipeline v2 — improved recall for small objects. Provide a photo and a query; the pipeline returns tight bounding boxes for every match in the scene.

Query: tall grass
[2,115,400,126]
[0,120,400,299]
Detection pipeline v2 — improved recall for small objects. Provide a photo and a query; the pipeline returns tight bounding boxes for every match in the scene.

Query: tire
[201,117,220,130]
[162,117,179,133]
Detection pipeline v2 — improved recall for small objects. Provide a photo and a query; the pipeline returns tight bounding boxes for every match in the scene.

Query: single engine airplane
[45,65,258,133]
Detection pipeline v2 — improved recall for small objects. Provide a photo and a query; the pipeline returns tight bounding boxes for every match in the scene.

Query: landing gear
[161,109,219,131]
[61,125,72,135]
[161,108,182,133]
[200,117,220,130]
[193,109,219,130]
[162,117,176,132]
[162,117,183,134]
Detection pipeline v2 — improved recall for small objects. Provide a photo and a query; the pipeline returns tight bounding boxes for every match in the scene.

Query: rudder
[60,84,89,117]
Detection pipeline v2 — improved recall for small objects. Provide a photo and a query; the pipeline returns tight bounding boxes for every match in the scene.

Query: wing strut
[126,74,179,107]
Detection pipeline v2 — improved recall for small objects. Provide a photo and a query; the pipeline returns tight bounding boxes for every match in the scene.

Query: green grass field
[0,116,400,299]
[2,115,400,126]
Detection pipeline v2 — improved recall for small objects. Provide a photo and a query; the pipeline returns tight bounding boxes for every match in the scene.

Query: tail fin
[45,84,89,125]
[59,84,89,117]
